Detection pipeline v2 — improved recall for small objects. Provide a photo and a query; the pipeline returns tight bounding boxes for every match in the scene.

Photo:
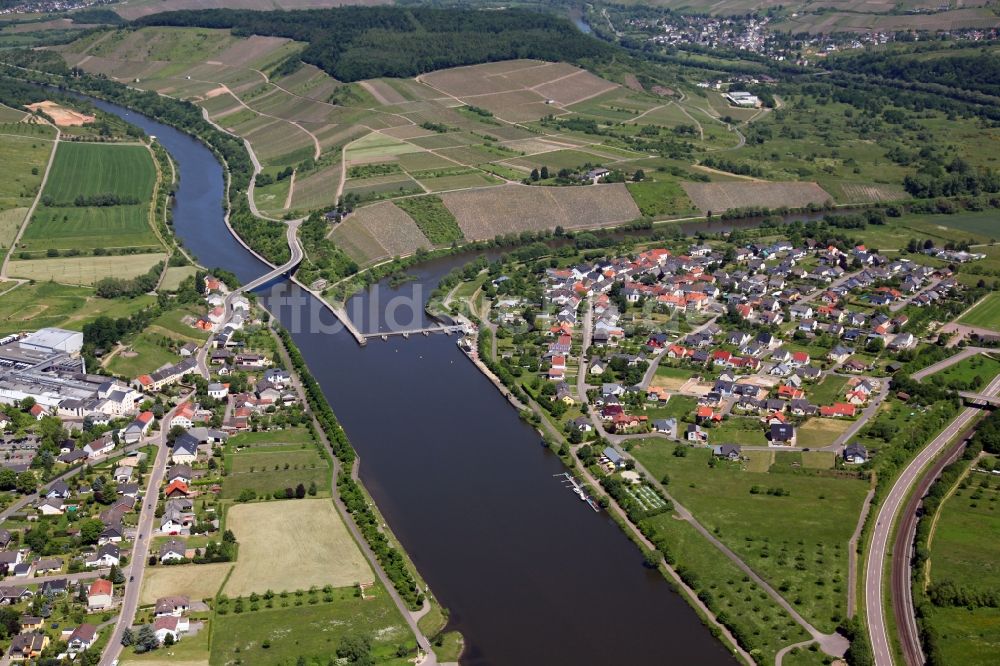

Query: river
[88,96,737,665]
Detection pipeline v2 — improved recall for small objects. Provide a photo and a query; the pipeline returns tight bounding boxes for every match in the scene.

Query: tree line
[134,6,614,82]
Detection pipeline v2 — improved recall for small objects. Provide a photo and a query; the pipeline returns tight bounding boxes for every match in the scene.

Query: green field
[42,142,155,203]
[221,446,331,499]
[930,353,1000,392]
[229,427,316,448]
[106,331,179,378]
[632,441,869,631]
[796,418,851,449]
[20,204,157,253]
[210,585,415,666]
[643,507,810,663]
[807,375,850,406]
[0,128,54,212]
[0,281,154,336]
[929,466,1000,591]
[626,178,697,218]
[959,293,1000,332]
[394,195,464,245]
[923,606,1000,666]
[710,416,767,446]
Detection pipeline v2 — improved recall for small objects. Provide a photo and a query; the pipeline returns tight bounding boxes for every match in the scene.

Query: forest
[133,6,614,81]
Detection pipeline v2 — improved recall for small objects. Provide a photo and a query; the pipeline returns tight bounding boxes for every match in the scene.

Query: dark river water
[88,96,738,666]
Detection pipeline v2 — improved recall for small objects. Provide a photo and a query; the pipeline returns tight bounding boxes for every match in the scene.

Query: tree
[633,169,645,182]
[530,168,540,182]
[121,628,135,646]
[20,397,35,411]
[0,469,16,491]
[0,607,20,639]
[110,564,125,585]
[307,481,318,496]
[15,471,37,495]
[79,519,104,545]
[540,165,549,179]
[295,483,306,499]
[134,625,159,653]
[237,489,256,503]
[163,633,175,647]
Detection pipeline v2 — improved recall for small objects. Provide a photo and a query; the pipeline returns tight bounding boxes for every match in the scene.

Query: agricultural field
[210,584,415,666]
[41,142,155,203]
[394,196,463,245]
[0,126,55,212]
[223,499,372,595]
[626,178,698,218]
[632,441,869,631]
[959,293,1000,332]
[441,183,640,239]
[139,561,231,605]
[328,202,431,265]
[681,181,832,214]
[20,205,158,255]
[7,252,166,286]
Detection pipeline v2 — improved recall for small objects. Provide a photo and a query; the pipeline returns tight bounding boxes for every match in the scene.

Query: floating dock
[555,473,600,512]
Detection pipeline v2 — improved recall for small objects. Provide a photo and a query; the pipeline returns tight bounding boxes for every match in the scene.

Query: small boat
[574,487,586,500]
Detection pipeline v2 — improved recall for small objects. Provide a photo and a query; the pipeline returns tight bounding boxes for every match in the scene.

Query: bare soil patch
[25,101,94,126]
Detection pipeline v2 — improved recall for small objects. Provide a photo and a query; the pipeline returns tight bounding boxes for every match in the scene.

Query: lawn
[710,416,768,446]
[632,441,869,632]
[160,266,198,291]
[228,427,315,448]
[106,332,179,378]
[42,142,155,203]
[123,617,210,665]
[210,585,415,666]
[221,447,330,500]
[959,293,1000,332]
[807,375,850,406]
[139,562,232,605]
[223,499,372,595]
[796,418,851,449]
[150,306,212,342]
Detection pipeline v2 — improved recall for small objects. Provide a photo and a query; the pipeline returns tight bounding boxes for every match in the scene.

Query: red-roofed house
[87,579,112,611]
[820,403,856,418]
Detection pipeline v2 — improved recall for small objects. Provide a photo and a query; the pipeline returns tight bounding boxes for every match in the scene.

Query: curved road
[864,372,1000,666]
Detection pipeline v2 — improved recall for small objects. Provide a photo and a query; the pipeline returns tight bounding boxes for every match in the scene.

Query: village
[474,227,980,491]
[0,273,315,661]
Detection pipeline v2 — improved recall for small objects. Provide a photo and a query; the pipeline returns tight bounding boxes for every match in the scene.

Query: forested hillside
[133,7,614,81]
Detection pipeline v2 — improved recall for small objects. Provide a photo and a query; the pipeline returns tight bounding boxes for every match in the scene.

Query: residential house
[844,443,868,464]
[37,498,64,516]
[66,624,98,654]
[686,424,707,442]
[86,544,120,569]
[820,403,857,418]
[769,423,796,446]
[652,419,677,438]
[87,579,113,611]
[8,632,48,661]
[155,596,190,617]
[153,615,189,644]
[712,444,742,461]
[603,447,625,470]
[159,539,187,563]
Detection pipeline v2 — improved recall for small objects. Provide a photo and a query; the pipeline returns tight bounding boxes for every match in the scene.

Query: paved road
[100,395,189,666]
[864,372,1000,666]
[891,427,971,666]
[889,279,941,313]
[910,346,990,381]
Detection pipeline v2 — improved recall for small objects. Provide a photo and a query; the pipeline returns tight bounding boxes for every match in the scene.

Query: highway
[864,372,1000,666]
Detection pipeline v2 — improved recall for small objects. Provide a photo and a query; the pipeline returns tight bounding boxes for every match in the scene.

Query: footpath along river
[88,95,738,665]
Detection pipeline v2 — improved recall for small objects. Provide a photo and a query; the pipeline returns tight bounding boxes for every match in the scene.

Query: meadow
[106,331,179,378]
[139,561,232,605]
[959,293,1000,332]
[20,204,158,254]
[221,443,330,500]
[223,499,372,595]
[7,252,165,286]
[796,418,851,449]
[0,281,154,335]
[929,353,1000,391]
[929,466,1000,591]
[210,585,415,666]
[632,441,869,632]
